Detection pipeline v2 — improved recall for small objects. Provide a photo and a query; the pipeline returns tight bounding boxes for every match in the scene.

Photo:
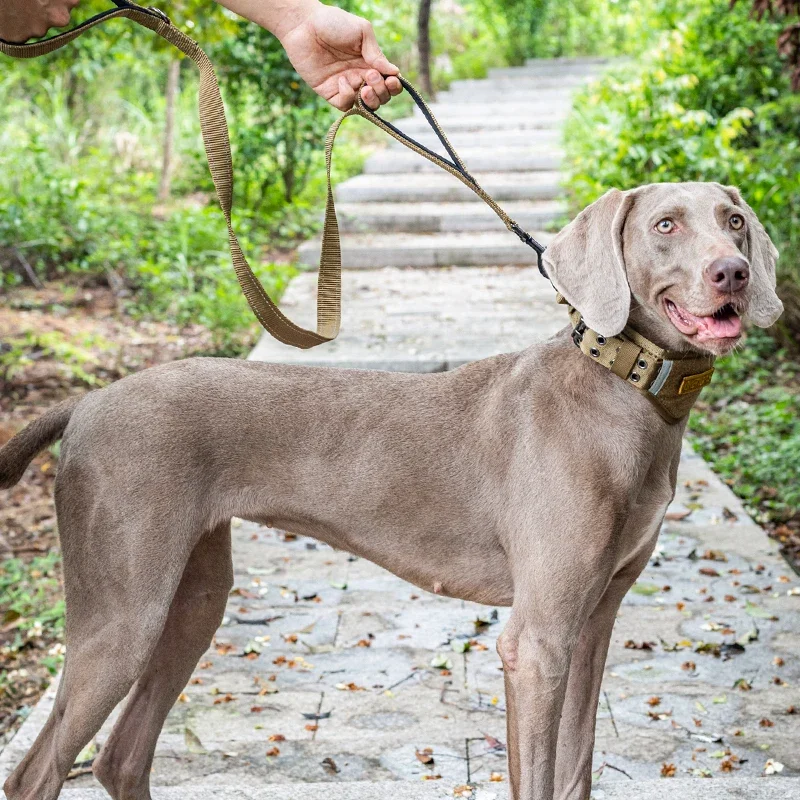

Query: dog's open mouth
[664,299,742,342]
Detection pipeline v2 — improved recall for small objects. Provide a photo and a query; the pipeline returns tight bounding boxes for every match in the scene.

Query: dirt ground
[0,283,229,743]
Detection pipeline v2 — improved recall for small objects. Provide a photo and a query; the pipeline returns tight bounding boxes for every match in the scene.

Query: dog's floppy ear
[718,184,783,328]
[542,188,634,337]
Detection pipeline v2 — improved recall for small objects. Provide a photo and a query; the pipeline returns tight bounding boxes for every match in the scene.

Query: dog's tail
[0,396,81,489]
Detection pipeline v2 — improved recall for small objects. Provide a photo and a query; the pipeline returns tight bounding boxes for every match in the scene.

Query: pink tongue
[687,310,742,340]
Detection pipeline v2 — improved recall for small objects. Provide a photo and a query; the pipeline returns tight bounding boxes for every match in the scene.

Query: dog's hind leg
[2,499,196,800]
[93,523,233,800]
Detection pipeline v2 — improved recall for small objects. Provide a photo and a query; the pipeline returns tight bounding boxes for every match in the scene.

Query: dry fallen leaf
[660,762,676,777]
[416,748,435,765]
[647,696,661,707]
[268,734,286,742]
[699,567,720,577]
[266,747,280,757]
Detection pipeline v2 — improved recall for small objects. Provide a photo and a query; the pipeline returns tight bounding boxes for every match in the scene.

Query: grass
[688,328,800,569]
[0,553,65,737]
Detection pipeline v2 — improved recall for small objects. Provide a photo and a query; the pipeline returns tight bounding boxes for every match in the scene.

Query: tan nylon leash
[0,0,546,349]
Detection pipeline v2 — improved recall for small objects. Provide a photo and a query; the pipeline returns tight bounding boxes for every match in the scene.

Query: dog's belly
[245,511,516,607]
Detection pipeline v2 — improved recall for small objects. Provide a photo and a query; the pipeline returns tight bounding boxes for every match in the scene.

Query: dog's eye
[729,214,745,231]
[655,219,675,234]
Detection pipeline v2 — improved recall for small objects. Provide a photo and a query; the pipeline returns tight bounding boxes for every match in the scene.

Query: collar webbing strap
[558,295,715,423]
[0,2,548,348]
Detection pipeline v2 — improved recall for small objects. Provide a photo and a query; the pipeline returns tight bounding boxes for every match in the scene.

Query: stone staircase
[292,59,608,274]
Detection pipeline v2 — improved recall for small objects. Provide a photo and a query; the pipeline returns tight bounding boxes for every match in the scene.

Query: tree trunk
[158,59,181,203]
[418,0,434,98]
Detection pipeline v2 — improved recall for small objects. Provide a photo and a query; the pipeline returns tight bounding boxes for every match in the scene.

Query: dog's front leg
[498,595,598,800]
[553,545,656,799]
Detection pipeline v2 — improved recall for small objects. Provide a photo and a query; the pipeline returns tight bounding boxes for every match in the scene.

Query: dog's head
[542,182,783,355]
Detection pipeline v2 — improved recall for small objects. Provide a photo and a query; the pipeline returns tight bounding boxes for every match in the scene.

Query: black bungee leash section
[356,75,550,280]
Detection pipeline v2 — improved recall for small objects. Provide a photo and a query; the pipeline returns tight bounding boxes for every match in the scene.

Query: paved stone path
[3,58,800,800]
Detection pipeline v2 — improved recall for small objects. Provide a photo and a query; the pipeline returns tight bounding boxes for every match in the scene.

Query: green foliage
[0,7,359,351]
[0,552,65,674]
[479,0,551,64]
[689,330,800,525]
[535,0,665,58]
[0,331,107,386]
[212,21,336,206]
[563,0,800,320]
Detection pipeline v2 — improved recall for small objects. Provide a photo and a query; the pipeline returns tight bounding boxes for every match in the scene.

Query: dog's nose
[704,256,750,293]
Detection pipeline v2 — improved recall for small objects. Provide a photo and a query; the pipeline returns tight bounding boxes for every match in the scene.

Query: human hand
[277,2,402,111]
[0,0,80,43]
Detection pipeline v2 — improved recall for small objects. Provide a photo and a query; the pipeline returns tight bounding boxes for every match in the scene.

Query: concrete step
[434,88,579,104]
[525,56,609,67]
[449,74,592,93]
[48,779,800,799]
[489,63,605,78]
[335,171,562,204]
[296,230,554,270]
[390,112,564,133]
[386,128,561,150]
[416,100,573,118]
[363,147,562,175]
[336,200,566,234]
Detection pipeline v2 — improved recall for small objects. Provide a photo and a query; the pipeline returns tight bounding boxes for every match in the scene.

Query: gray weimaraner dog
[1,182,782,800]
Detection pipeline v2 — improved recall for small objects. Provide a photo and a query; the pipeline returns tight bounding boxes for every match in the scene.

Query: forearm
[214,0,321,40]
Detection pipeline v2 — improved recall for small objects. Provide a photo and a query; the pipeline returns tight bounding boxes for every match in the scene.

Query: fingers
[386,76,403,97]
[360,20,399,76]
[49,6,73,28]
[358,21,402,109]
[333,75,356,112]
[361,70,391,108]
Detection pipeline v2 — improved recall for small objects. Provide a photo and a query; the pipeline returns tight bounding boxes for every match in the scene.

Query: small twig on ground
[603,689,619,738]
[12,247,43,290]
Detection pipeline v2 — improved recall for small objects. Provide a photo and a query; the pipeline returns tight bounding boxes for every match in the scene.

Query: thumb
[360,21,398,76]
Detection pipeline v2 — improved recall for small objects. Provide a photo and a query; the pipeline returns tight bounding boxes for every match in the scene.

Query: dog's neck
[558,295,716,424]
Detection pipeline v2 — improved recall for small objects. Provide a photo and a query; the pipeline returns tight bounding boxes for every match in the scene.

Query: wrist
[259,0,322,41]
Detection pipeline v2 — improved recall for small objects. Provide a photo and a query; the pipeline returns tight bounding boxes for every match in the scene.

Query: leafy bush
[535,0,664,58]
[689,329,800,527]
[563,0,800,334]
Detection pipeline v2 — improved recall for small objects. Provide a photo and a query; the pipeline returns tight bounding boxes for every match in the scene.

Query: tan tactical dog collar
[557,295,715,424]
